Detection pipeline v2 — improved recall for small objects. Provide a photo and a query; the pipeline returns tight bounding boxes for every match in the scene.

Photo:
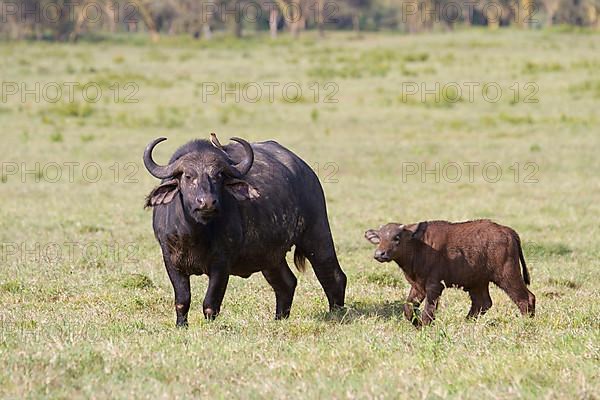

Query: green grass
[1,29,599,398]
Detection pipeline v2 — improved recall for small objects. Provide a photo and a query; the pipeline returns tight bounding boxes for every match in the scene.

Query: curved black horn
[223,137,254,178]
[143,137,178,179]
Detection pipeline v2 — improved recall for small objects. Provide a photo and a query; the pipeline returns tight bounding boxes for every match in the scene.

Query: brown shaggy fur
[365,219,535,326]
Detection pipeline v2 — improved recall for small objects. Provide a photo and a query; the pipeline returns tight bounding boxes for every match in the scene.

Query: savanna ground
[0,28,599,398]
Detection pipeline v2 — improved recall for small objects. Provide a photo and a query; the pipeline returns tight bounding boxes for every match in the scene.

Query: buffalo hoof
[203,307,217,320]
[176,320,189,328]
[329,304,346,313]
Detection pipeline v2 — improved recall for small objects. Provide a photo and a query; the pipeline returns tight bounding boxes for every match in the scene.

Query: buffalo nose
[374,250,390,262]
[197,197,218,211]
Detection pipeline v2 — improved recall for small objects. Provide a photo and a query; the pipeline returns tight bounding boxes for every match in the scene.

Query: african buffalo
[365,219,535,326]
[143,134,347,326]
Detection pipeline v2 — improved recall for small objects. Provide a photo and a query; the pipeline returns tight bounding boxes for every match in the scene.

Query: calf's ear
[408,222,428,241]
[225,178,260,201]
[145,179,179,208]
[365,229,380,244]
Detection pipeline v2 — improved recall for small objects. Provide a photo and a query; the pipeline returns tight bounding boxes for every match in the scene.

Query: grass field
[0,28,599,398]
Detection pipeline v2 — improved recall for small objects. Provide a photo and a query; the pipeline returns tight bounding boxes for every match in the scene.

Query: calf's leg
[495,266,535,317]
[262,261,298,319]
[404,285,425,326]
[421,282,444,326]
[467,284,492,318]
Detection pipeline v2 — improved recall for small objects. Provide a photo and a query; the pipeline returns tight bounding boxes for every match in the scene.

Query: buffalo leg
[467,285,492,318]
[305,250,347,311]
[404,285,425,326]
[299,226,347,311]
[496,270,535,317]
[166,266,191,327]
[422,282,444,326]
[203,268,230,320]
[262,261,298,319]
[297,213,347,311]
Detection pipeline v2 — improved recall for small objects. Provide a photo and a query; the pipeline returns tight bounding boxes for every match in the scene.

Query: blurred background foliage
[1,0,599,42]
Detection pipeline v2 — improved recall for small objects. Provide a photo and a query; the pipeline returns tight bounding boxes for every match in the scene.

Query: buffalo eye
[183,174,193,181]
[393,234,402,242]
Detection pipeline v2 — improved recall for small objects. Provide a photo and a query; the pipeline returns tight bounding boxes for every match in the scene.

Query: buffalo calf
[365,219,535,326]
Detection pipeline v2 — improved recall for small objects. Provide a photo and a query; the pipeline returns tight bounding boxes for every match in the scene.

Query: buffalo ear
[408,222,427,241]
[145,179,179,208]
[365,229,380,244]
[225,178,260,201]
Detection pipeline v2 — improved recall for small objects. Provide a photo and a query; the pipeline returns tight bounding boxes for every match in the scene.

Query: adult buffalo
[143,134,347,326]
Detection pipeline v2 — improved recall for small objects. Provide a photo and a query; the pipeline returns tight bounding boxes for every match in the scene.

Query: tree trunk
[586,4,598,27]
[8,12,22,40]
[203,23,212,40]
[546,9,555,26]
[234,1,244,38]
[424,0,434,31]
[201,0,213,40]
[463,4,472,26]
[407,9,420,33]
[299,5,307,35]
[520,0,533,28]
[486,4,501,30]
[270,8,279,38]
[353,14,360,34]
[235,19,243,38]
[289,0,301,38]
[35,25,43,40]
[487,19,500,30]
[103,1,117,33]
[69,2,88,42]
[132,0,160,42]
[317,0,325,38]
